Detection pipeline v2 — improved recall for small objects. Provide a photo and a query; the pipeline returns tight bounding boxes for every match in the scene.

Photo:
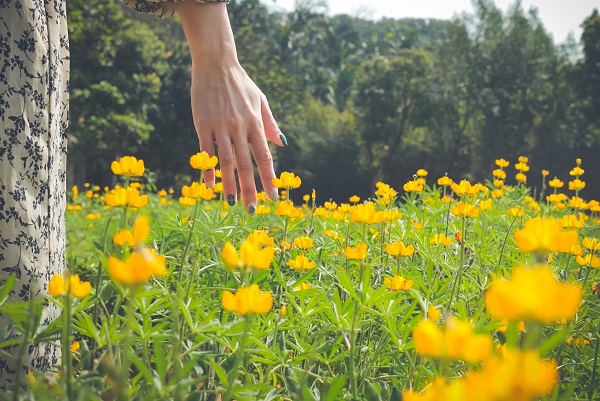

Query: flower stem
[224,316,253,401]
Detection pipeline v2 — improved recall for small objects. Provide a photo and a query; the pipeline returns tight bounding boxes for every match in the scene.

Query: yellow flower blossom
[492,169,506,179]
[293,236,314,250]
[71,341,80,352]
[514,218,578,253]
[247,230,275,246]
[189,151,218,170]
[181,182,214,200]
[416,169,428,177]
[272,172,301,189]
[288,255,315,270]
[111,156,145,177]
[221,240,275,270]
[413,317,493,363]
[495,158,510,168]
[222,284,272,315]
[108,249,167,286]
[576,254,600,268]
[349,195,360,203]
[49,274,91,298]
[344,243,368,260]
[255,204,271,215]
[383,275,413,291]
[437,175,453,186]
[582,237,600,252]
[430,233,452,247]
[385,241,415,257]
[548,177,564,188]
[451,180,478,197]
[105,186,148,208]
[451,201,480,218]
[296,282,312,291]
[403,179,424,193]
[485,265,582,323]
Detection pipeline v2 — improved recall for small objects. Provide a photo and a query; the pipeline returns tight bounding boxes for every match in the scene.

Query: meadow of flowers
[2,154,600,401]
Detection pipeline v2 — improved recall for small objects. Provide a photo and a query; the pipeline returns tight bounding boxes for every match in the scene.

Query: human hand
[177,1,286,214]
[189,61,286,214]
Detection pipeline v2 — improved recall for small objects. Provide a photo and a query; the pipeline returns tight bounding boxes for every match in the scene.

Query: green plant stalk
[62,289,74,400]
[178,199,200,282]
[224,315,253,401]
[496,214,517,273]
[588,327,600,401]
[446,217,467,314]
[117,287,138,401]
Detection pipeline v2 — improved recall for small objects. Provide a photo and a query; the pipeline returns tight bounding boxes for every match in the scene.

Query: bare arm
[175,1,285,213]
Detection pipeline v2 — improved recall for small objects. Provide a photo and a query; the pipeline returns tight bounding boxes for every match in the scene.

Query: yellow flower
[349,202,379,224]
[451,180,477,197]
[403,179,424,193]
[275,201,304,219]
[576,254,600,268]
[569,166,585,177]
[255,205,271,215]
[222,285,272,315]
[582,237,600,252]
[437,175,453,187]
[48,274,91,298]
[344,243,368,260]
[323,230,340,239]
[491,189,504,199]
[293,236,314,250]
[349,195,360,203]
[430,233,452,247]
[71,341,80,352]
[181,182,214,200]
[105,186,148,208]
[113,216,150,247]
[221,240,274,270]
[518,156,529,164]
[451,201,480,218]
[479,198,493,211]
[569,179,586,191]
[413,317,493,363]
[179,197,196,206]
[514,162,529,172]
[548,177,564,188]
[506,207,524,217]
[492,169,506,179]
[296,282,312,291]
[427,306,441,321]
[495,158,510,168]
[385,241,415,257]
[383,275,413,291]
[515,172,527,183]
[213,182,224,194]
[272,172,301,189]
[375,181,397,198]
[85,213,101,220]
[280,305,287,316]
[189,151,218,170]
[485,265,582,323]
[324,201,338,210]
[416,168,428,177]
[111,156,145,177]
[288,255,316,270]
[514,218,579,253]
[247,230,275,246]
[108,249,167,286]
[560,213,586,229]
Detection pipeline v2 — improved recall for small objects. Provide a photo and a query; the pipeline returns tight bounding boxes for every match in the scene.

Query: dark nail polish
[227,194,235,206]
[247,203,256,215]
[279,133,288,146]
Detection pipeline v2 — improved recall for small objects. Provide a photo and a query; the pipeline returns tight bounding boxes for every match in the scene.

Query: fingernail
[205,180,214,189]
[247,203,256,215]
[269,188,279,201]
[227,194,235,206]
[279,133,288,146]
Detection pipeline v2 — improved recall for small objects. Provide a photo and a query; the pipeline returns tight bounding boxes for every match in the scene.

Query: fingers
[214,134,237,207]
[231,135,258,214]
[248,125,278,202]
[261,94,287,147]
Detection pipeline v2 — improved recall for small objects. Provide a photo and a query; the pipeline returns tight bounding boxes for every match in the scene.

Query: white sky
[265,0,599,43]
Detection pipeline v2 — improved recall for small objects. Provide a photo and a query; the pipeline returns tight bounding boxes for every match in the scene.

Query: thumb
[261,94,287,147]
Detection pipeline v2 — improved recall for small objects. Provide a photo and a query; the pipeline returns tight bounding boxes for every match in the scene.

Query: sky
[264,0,599,43]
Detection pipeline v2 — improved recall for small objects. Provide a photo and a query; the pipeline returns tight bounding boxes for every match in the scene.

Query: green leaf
[323,375,346,401]
[0,274,16,307]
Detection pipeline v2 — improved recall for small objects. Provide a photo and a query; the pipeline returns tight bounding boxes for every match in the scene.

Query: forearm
[175,1,238,68]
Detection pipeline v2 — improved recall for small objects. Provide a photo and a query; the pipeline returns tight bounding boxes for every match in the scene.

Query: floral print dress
[0,0,226,390]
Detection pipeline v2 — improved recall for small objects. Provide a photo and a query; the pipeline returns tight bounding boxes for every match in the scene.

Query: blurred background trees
[67,0,600,200]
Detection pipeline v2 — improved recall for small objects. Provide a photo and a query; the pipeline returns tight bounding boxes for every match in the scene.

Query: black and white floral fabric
[0,0,69,389]
[0,0,228,390]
